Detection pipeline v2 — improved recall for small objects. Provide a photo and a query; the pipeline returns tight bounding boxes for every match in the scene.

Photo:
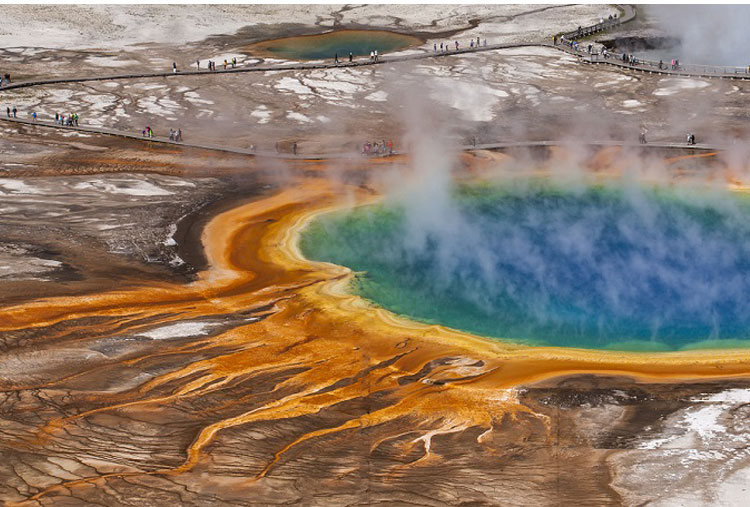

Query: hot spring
[248,29,421,61]
[300,180,750,351]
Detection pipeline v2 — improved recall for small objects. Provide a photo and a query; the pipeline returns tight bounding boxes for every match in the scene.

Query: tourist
[470,40,474,48]
[31,111,36,122]
[177,129,182,142]
[434,43,437,52]
[477,36,480,47]
[74,113,78,126]
[334,53,339,64]
[292,142,297,155]
[374,50,378,62]
[4,73,10,84]
[440,42,443,51]
[349,52,353,62]
[197,59,200,69]
[172,62,177,73]
[370,50,374,61]
[223,59,227,70]
[12,106,16,118]
[5,106,9,118]
[54,112,58,123]
[671,58,676,70]
[232,57,236,68]
[455,40,459,50]
[387,140,393,154]
[169,128,175,141]
[0,76,3,87]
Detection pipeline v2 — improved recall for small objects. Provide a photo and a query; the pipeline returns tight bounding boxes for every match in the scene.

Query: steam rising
[304,124,750,350]
[647,5,750,66]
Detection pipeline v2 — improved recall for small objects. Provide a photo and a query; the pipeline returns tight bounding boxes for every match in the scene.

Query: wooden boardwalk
[0,116,720,160]
[0,42,546,92]
[0,5,734,159]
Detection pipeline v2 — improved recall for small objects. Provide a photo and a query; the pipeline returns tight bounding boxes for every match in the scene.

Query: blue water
[300,182,750,351]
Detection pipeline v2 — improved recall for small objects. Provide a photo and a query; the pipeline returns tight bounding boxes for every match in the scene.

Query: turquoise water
[300,182,750,351]
[255,30,420,60]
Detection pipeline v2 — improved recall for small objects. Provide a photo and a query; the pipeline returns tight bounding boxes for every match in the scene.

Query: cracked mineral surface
[2,4,750,507]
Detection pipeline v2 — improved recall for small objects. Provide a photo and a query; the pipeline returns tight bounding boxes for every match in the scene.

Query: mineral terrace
[2,4,750,507]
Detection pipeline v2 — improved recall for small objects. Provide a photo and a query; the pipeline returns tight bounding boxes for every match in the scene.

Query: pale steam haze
[312,90,750,348]
[647,5,750,66]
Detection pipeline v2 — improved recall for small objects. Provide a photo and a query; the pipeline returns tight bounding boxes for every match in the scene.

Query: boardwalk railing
[559,5,636,42]
[587,52,750,77]
[555,5,750,79]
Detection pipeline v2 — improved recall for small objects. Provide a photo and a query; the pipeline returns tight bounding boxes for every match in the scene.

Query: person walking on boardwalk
[6,106,10,118]
[232,57,236,68]
[196,59,200,69]
[172,62,177,73]
[334,53,339,64]
[292,142,297,155]
[374,50,378,62]
[31,111,36,122]
[177,129,182,142]
[455,40,459,50]
[349,52,353,62]
[12,106,16,118]
[223,59,227,70]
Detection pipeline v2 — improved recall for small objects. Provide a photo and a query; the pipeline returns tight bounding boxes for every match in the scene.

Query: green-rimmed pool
[250,29,421,60]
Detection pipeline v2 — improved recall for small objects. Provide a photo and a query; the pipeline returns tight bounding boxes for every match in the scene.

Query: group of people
[0,73,10,87]
[334,52,354,64]
[198,57,237,71]
[433,37,486,53]
[637,130,698,146]
[362,140,393,156]
[142,126,154,138]
[369,50,379,62]
[168,128,183,142]
[621,52,638,66]
[55,112,79,126]
[5,106,17,118]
